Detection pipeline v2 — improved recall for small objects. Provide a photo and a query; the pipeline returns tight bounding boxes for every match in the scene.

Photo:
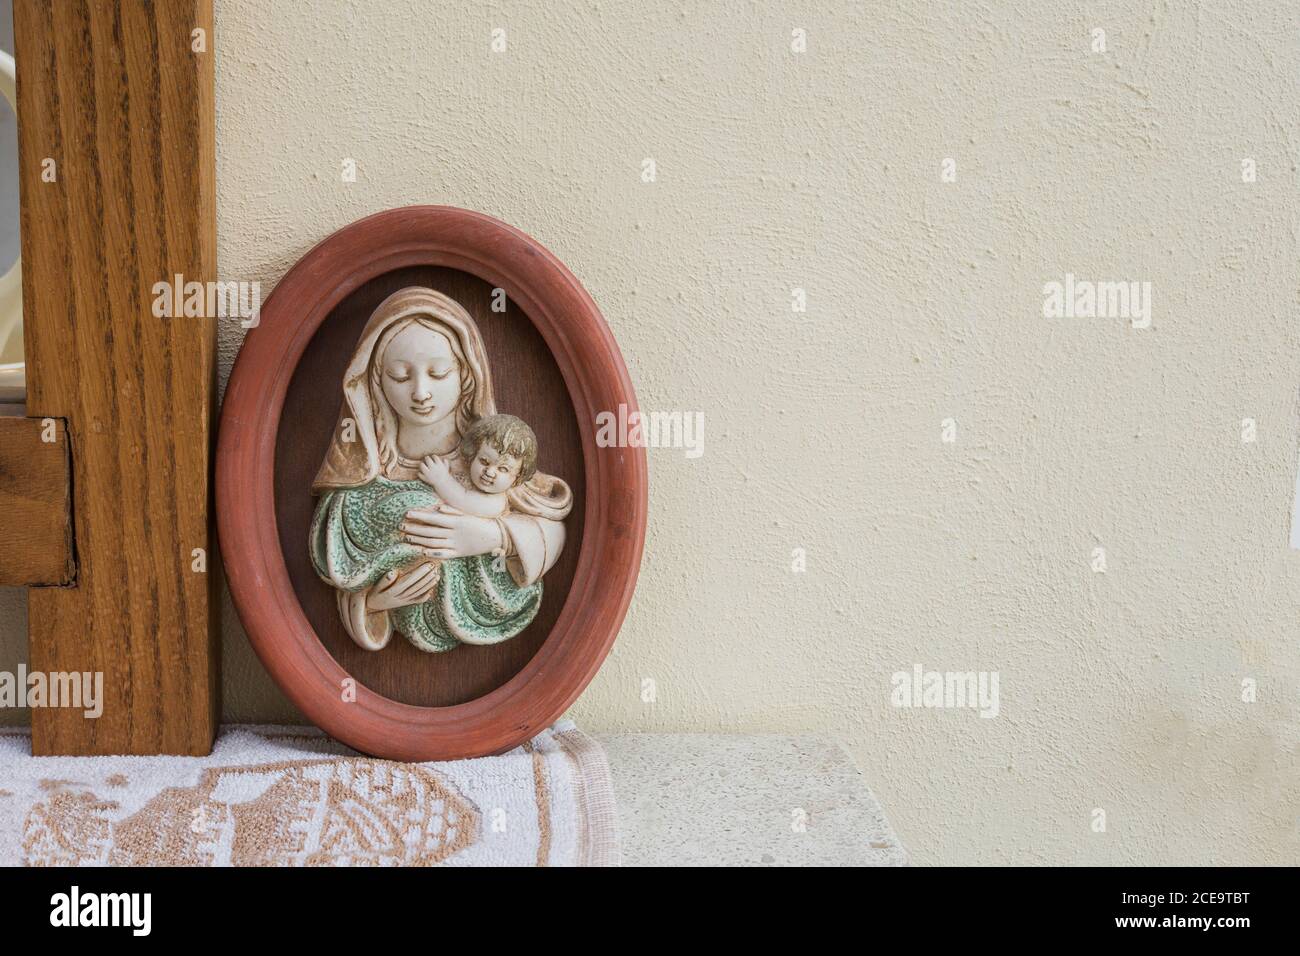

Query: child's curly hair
[459,414,538,486]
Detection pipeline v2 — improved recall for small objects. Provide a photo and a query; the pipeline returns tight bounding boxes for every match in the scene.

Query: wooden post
[13,0,218,755]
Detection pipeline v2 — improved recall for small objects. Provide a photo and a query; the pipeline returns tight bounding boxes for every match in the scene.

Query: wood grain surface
[274,266,585,706]
[218,206,646,761]
[0,417,73,587]
[15,0,219,755]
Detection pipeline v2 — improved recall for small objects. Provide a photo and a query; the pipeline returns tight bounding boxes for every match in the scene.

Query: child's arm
[419,455,506,516]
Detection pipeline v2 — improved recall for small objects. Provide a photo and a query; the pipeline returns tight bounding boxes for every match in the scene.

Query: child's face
[468,442,522,494]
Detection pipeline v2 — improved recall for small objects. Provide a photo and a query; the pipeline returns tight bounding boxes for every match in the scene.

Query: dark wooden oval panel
[272,266,585,706]
[217,206,646,761]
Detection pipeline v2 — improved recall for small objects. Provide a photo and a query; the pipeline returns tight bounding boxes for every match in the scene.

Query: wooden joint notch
[0,416,74,587]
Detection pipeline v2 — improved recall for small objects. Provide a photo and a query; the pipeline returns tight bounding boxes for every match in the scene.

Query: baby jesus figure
[418,414,538,562]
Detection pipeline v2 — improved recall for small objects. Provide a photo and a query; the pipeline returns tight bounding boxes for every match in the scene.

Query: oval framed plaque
[217,206,646,761]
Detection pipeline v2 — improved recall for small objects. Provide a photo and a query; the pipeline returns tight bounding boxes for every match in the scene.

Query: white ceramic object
[309,287,572,654]
[0,49,23,403]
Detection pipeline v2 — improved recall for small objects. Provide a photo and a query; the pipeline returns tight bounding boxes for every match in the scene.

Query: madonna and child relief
[309,287,571,653]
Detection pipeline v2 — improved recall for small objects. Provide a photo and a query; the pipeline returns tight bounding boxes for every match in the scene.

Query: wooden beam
[0,417,73,587]
[14,0,218,755]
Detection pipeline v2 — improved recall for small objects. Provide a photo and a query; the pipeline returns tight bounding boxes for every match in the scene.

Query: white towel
[0,720,618,867]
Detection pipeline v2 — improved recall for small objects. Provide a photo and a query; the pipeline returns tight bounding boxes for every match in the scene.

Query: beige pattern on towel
[0,720,618,867]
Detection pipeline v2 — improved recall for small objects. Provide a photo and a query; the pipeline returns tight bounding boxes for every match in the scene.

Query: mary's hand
[402,507,503,559]
[366,563,440,612]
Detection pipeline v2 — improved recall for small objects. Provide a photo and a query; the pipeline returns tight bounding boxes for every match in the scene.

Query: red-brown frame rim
[216,206,647,761]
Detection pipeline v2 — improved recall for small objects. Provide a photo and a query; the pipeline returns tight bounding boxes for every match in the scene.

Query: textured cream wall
[3,0,1298,865]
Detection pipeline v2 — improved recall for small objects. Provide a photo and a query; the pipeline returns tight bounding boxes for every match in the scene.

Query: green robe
[309,477,542,652]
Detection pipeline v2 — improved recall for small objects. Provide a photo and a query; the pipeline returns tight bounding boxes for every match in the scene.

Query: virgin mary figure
[309,286,572,653]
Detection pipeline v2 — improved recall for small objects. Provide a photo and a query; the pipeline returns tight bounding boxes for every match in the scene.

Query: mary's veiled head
[312,287,496,491]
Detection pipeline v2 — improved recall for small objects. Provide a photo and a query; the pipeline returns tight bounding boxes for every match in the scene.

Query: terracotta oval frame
[217,206,646,761]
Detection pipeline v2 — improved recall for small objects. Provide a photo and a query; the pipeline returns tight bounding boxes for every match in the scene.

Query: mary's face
[379,323,463,427]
